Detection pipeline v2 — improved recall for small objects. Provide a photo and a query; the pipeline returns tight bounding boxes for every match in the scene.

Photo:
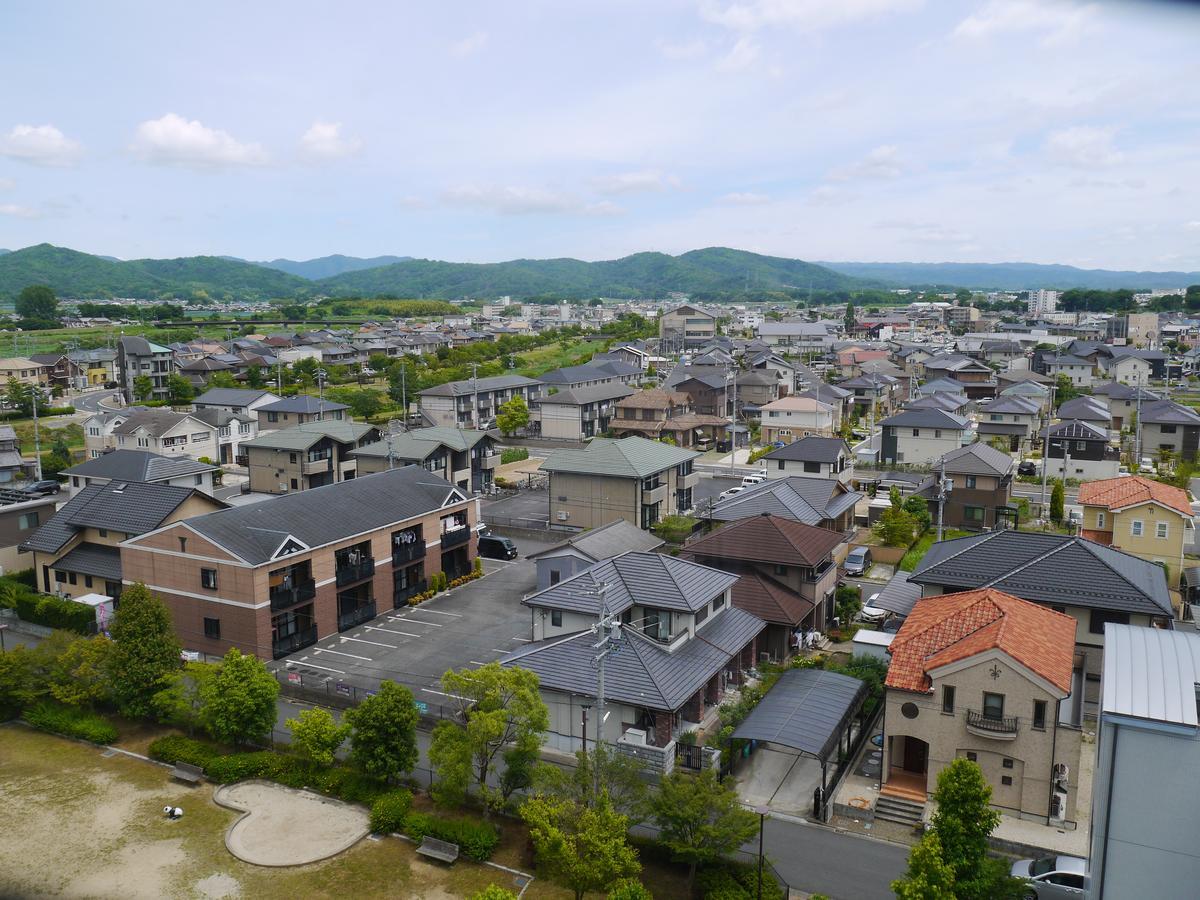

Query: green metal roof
[241,420,376,451]
[352,427,490,460]
[541,436,699,479]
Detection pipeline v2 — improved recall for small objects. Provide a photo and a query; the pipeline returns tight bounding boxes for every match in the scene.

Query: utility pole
[729,366,738,474]
[1039,346,1060,519]
[936,455,950,541]
[586,581,622,802]
[316,368,328,420]
[1134,370,1144,466]
[470,362,479,430]
[31,384,43,481]
[400,362,408,430]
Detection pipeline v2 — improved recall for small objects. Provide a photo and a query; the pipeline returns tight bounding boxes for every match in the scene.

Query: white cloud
[716,36,760,71]
[701,0,922,32]
[829,144,903,181]
[0,124,83,167]
[131,113,268,169]
[953,1,1096,46]
[656,38,707,60]
[591,170,679,195]
[876,218,974,244]
[300,121,362,161]
[443,184,581,215]
[583,200,626,217]
[1045,126,1122,168]
[0,203,38,219]
[720,191,770,205]
[451,31,488,57]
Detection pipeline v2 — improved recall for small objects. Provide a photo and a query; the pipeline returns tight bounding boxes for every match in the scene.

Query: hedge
[10,589,96,634]
[696,862,786,900]
[369,789,413,834]
[402,811,499,862]
[23,702,118,744]
[499,448,529,464]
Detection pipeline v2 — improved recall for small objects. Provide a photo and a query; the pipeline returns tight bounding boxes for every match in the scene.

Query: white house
[761,436,852,483]
[759,395,836,444]
[879,408,970,465]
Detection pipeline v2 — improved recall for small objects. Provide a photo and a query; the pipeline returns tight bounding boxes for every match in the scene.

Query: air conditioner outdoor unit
[623,728,647,746]
[556,511,569,521]
[1049,793,1063,819]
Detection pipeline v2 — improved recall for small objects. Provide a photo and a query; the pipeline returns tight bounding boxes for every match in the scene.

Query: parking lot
[269,534,557,704]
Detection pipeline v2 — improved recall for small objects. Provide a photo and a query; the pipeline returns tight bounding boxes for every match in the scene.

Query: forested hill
[818,260,1200,291]
[252,254,412,279]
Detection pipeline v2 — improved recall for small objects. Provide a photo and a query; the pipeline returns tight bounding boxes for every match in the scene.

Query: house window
[1002,757,1014,769]
[194,474,203,486]
[934,429,942,439]
[912,428,920,437]
[1161,424,1177,434]
[68,573,77,585]
[1096,511,1105,529]
[777,460,785,470]
[1090,609,1130,634]
[268,411,279,423]
[712,593,725,613]
[18,512,38,529]
[1033,700,1047,730]
[965,475,977,489]
[1001,775,1013,786]
[200,568,218,590]
[966,751,977,762]
[942,685,955,714]
[695,604,708,625]
[965,505,984,523]
[1131,520,1144,537]
[178,536,187,552]
[803,461,820,473]
[203,617,221,640]
[84,576,93,588]
[774,564,787,576]
[1157,521,1169,539]
[54,570,66,584]
[551,610,562,628]
[549,570,561,586]
[1075,441,1087,452]
[982,692,1005,719]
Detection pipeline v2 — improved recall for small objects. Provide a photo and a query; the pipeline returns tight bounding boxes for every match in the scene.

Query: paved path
[69,388,120,414]
[755,815,908,900]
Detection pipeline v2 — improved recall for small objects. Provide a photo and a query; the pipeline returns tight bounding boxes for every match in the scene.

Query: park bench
[171,762,204,784]
[415,837,459,865]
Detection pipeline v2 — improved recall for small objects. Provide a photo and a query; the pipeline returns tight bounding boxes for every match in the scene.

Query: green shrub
[23,701,118,744]
[369,789,413,834]
[608,879,654,899]
[148,734,219,766]
[696,863,786,900]
[471,887,519,900]
[8,569,35,589]
[499,448,529,464]
[403,812,499,861]
[10,589,96,633]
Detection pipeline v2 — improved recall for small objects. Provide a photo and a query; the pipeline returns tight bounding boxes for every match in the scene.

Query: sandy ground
[215,780,369,867]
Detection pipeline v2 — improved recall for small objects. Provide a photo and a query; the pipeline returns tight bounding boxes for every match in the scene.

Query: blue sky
[1,0,1199,269]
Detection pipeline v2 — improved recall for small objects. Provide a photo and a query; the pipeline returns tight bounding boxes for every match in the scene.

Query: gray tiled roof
[1090,381,1160,401]
[524,520,664,563]
[1058,396,1110,421]
[910,530,1172,616]
[194,388,279,407]
[542,437,699,479]
[539,382,637,406]
[710,476,861,525]
[112,409,198,438]
[938,442,1014,477]
[537,361,641,385]
[63,450,216,482]
[418,374,539,397]
[182,466,464,566]
[351,427,489,459]
[917,378,969,395]
[1139,400,1200,426]
[241,420,376,451]
[880,408,969,429]
[257,396,350,414]
[981,395,1040,415]
[52,542,122,580]
[763,436,849,464]
[1043,420,1107,441]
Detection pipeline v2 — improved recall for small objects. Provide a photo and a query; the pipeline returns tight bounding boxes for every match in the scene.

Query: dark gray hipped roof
[180,466,465,566]
[194,388,279,407]
[524,519,664,563]
[938,442,1014,477]
[710,476,860,525]
[257,396,350,414]
[1139,400,1200,426]
[731,668,867,760]
[869,571,921,618]
[763,436,849,463]
[63,450,216,483]
[880,408,970,429]
[1058,396,1110,421]
[910,530,1172,617]
[418,374,539,397]
[537,360,641,385]
[52,543,122,580]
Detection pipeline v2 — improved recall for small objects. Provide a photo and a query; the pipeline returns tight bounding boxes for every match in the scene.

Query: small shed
[852,629,895,662]
[70,592,114,631]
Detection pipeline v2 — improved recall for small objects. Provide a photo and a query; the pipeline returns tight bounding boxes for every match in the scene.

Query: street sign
[336,682,352,697]
[287,672,302,686]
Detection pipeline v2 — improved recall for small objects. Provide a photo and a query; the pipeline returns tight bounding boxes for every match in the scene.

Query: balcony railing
[335,557,375,587]
[392,541,426,565]
[440,526,472,548]
[393,578,428,608]
[338,600,377,632]
[303,456,332,475]
[966,709,1019,738]
[479,453,499,469]
[272,624,318,659]
[269,579,316,612]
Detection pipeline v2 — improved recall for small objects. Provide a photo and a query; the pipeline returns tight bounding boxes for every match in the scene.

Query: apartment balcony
[303,456,332,475]
[335,557,375,587]
[642,483,668,505]
[393,578,428,608]
[269,579,317,612]
[272,624,318,659]
[966,709,1019,740]
[479,452,499,469]
[338,600,377,632]
[392,541,426,566]
[678,471,699,489]
[440,526,472,549]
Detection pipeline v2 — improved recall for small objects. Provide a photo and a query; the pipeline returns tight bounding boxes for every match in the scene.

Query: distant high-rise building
[1026,289,1058,317]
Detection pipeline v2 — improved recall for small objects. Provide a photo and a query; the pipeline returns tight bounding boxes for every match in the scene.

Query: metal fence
[271,670,459,729]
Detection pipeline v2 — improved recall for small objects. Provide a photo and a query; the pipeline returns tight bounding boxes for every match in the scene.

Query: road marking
[342,636,397,649]
[291,661,346,675]
[401,616,443,627]
[364,624,419,637]
[414,608,463,617]
[422,688,471,701]
[314,647,373,661]
[511,637,532,642]
[469,660,488,666]
[491,648,512,654]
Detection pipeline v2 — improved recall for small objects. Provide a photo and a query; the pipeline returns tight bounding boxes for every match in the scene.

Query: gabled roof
[418,374,540,397]
[923,354,992,374]
[542,437,699,479]
[1045,354,1092,367]
[795,382,852,403]
[681,514,843,567]
[537,360,641,385]
[241,420,376,451]
[257,396,350,414]
[1139,399,1200,426]
[981,395,1040,415]
[539,382,637,406]
[351,426,490,460]
[880,408,970,429]
[885,589,1076,695]
[63,449,216,482]
[112,408,201,438]
[1044,420,1108,441]
[918,377,972,396]
[616,389,690,410]
[909,530,1172,617]
[1058,395,1110,421]
[194,388,279,407]
[710,476,861,526]
[907,393,969,412]
[839,373,899,389]
[118,335,170,355]
[1077,475,1192,517]
[1000,381,1050,398]
[763,435,849,463]
[759,396,833,414]
[729,571,815,626]
[525,519,665,563]
[1090,381,1160,401]
[996,369,1052,385]
[938,442,1015,477]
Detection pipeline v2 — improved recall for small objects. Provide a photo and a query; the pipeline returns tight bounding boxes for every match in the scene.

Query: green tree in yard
[521,794,641,900]
[200,648,280,746]
[428,662,549,812]
[48,635,113,709]
[873,503,916,547]
[844,300,856,332]
[245,365,265,389]
[470,887,519,900]
[167,374,194,404]
[132,374,154,401]
[206,371,239,390]
[287,706,351,766]
[16,284,59,324]
[904,494,932,534]
[495,394,530,435]
[0,646,40,718]
[326,387,385,419]
[1054,373,1080,404]
[607,880,653,900]
[892,831,957,900]
[344,679,420,782]
[6,378,33,417]
[107,583,181,718]
[651,768,759,891]
[152,660,218,736]
[533,742,650,824]
[835,583,862,625]
[1050,478,1065,523]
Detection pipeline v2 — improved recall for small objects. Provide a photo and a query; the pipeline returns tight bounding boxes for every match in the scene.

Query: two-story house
[0,357,50,387]
[709,476,861,532]
[0,424,29,485]
[794,381,854,429]
[609,389,729,448]
[29,353,85,391]
[659,303,717,348]
[761,436,852,483]
[62,450,217,498]
[976,395,1040,453]
[242,420,379,493]
[935,442,1015,530]
[839,373,902,418]
[256,396,349,431]
[1056,395,1111,436]
[879,408,970,465]
[505,551,765,755]
[117,336,174,402]
[536,382,636,441]
[111,409,222,461]
[525,519,664,591]
[1098,351,1152,386]
[194,387,282,420]
[882,589,1082,827]
[1042,419,1120,481]
[1078,475,1193,587]
[536,360,642,393]
[664,365,731,417]
[1043,354,1094,387]
[758,396,835,444]
[1089,381,1160,431]
[68,347,118,386]
[418,374,542,430]
[921,354,997,400]
[351,427,498,494]
[1138,399,1200,462]
[119,466,478,658]
[682,514,842,654]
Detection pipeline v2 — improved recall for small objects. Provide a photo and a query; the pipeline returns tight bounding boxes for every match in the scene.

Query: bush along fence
[22,702,119,744]
[406,558,485,606]
[0,574,98,634]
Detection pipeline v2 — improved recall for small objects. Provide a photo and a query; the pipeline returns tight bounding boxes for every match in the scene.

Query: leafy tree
[873,503,915,547]
[0,645,40,717]
[495,395,530,435]
[344,679,419,782]
[245,365,265,389]
[167,374,195,404]
[1054,373,1080,404]
[16,284,59,323]
[470,887,519,900]
[903,494,932,534]
[521,794,641,900]
[843,300,855,332]
[428,662,549,813]
[206,371,239,389]
[287,706,351,766]
[835,583,862,626]
[326,386,385,419]
[1050,479,1065,523]
[132,375,154,401]
[607,880,653,900]
[926,758,1018,900]
[651,768,759,890]
[152,660,218,736]
[892,831,957,900]
[200,648,280,746]
[107,583,181,717]
[48,635,113,709]
[534,742,650,825]
[5,379,33,417]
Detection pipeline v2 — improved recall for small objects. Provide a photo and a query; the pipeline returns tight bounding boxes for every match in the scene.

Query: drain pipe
[1047,698,1060,826]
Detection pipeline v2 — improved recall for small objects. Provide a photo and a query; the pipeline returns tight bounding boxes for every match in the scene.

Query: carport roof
[732,668,867,761]
[869,571,922,618]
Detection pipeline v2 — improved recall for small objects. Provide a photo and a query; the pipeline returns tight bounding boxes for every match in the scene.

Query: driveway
[481,488,550,528]
[734,745,823,818]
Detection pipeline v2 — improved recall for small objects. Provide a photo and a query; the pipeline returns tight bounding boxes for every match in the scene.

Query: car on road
[1010,855,1087,899]
[22,479,61,496]
[477,533,518,560]
[844,546,872,576]
[1067,507,1083,528]
[719,486,745,500]
[741,472,767,488]
[1017,460,1039,477]
[860,593,889,623]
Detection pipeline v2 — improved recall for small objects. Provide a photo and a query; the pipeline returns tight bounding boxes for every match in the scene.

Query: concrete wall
[884,429,962,465]
[539,401,585,441]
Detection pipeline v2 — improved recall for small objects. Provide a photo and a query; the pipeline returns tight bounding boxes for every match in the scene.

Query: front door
[903,738,928,774]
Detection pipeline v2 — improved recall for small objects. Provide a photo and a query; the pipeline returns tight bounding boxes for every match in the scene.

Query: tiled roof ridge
[980,536,1073,589]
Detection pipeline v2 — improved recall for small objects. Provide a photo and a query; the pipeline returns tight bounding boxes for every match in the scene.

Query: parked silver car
[1011,855,1086,899]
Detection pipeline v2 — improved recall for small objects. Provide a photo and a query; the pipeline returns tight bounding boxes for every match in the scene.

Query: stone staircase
[873,795,926,827]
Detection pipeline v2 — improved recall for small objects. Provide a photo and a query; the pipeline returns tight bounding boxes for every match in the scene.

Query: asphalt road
[69,388,120,414]
[756,815,908,900]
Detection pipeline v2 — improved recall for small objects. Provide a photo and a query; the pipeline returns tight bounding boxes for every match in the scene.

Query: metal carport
[732,668,868,819]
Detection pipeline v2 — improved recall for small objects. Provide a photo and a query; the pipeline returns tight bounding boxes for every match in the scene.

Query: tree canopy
[344,679,420,782]
[107,583,181,718]
[200,648,280,745]
[651,768,759,890]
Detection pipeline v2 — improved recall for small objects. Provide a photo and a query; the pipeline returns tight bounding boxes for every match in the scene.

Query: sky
[1,0,1199,270]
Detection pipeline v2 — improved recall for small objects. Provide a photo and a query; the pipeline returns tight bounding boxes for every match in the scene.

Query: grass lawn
[514,340,599,377]
[898,528,972,571]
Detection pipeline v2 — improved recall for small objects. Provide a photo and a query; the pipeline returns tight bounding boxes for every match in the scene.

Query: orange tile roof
[884,588,1076,695]
[1077,475,1192,517]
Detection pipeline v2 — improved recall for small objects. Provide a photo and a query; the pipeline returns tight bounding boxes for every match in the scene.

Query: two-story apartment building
[418,374,542,430]
[609,389,729,449]
[882,589,1082,826]
[879,408,970,465]
[682,514,841,654]
[1078,475,1193,587]
[536,360,642,392]
[117,336,174,402]
[536,382,636,441]
[120,466,478,658]
[506,551,765,754]
[937,442,1015,531]
[62,450,217,498]
[1138,399,1200,462]
[761,436,852,483]
[541,436,700,530]
[659,303,717,348]
[256,396,349,431]
[758,396,835,444]
[242,420,379,493]
[351,427,498,494]
[757,320,834,353]
[976,395,1040,453]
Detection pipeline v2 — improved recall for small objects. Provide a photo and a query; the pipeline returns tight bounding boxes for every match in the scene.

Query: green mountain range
[818,260,1200,291]
[253,254,412,279]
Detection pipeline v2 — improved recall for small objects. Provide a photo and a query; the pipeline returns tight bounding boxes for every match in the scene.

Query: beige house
[1078,475,1193,588]
[0,358,49,386]
[759,396,835,444]
[659,303,716,348]
[241,420,379,494]
[882,588,1082,827]
[541,436,700,530]
[111,409,222,461]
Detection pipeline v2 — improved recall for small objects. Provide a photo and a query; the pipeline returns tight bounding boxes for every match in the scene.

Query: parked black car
[22,479,61,496]
[477,534,518,560]
[1017,460,1038,477]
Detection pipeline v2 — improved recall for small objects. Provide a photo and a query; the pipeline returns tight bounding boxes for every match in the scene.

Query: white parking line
[342,636,397,649]
[403,617,443,627]
[293,660,346,675]
[511,637,532,642]
[469,660,488,666]
[314,647,373,661]
[491,648,511,654]
[364,624,419,638]
[414,608,463,617]
[422,688,471,701]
